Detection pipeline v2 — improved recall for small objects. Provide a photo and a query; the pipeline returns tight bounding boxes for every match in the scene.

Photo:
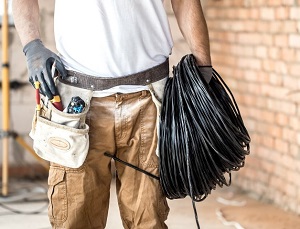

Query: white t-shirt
[54,0,173,96]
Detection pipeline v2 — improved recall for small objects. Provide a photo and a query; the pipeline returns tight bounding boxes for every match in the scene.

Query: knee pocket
[48,167,67,224]
[48,164,85,226]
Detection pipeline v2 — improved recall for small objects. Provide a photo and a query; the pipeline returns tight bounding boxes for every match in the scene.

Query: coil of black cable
[159,54,251,228]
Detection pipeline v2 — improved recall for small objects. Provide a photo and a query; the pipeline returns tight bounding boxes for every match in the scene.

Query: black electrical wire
[159,54,250,228]
[0,184,48,215]
[104,152,159,180]
[0,202,48,215]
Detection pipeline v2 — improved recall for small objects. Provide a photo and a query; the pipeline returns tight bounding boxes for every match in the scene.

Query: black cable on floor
[159,54,251,229]
[0,202,48,215]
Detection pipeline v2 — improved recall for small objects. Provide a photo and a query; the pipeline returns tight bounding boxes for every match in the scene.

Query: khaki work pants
[47,90,169,229]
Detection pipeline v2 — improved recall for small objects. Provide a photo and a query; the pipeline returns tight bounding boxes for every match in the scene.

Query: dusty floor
[0,178,299,229]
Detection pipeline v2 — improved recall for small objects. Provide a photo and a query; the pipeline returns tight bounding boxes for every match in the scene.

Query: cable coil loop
[159,54,250,228]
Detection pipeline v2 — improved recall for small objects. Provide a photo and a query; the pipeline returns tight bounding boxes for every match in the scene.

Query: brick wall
[205,0,300,214]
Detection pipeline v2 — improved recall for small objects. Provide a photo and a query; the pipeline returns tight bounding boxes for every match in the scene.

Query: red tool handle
[34,81,63,111]
[34,81,41,111]
[51,95,63,111]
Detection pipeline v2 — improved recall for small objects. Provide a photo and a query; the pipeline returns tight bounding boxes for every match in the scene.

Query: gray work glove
[198,66,213,84]
[23,39,67,100]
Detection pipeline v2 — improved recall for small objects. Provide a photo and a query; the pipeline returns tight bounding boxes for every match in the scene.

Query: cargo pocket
[48,167,67,224]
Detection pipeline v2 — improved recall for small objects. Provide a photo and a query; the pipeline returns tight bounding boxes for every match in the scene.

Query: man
[12,0,211,228]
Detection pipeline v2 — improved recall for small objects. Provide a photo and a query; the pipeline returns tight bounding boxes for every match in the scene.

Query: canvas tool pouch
[29,79,93,168]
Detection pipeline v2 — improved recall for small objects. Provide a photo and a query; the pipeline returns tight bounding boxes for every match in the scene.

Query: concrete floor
[0,178,299,229]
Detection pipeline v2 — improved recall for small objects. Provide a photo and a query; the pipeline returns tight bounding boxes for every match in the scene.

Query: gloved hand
[198,66,212,84]
[23,39,67,100]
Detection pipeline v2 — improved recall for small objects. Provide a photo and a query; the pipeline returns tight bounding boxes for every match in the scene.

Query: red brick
[281,21,298,33]
[255,46,268,58]
[268,47,281,59]
[269,125,283,138]
[281,155,297,169]
[269,21,285,34]
[251,0,267,6]
[261,160,275,173]
[244,20,258,32]
[286,170,299,185]
[289,63,300,76]
[256,71,270,83]
[288,144,299,157]
[261,135,275,148]
[244,118,256,131]
[267,98,296,115]
[289,34,300,48]
[261,34,274,46]
[283,76,299,90]
[256,21,271,33]
[281,48,296,62]
[297,160,300,172]
[268,0,283,6]
[231,0,244,7]
[263,85,289,99]
[228,21,248,32]
[210,41,223,52]
[207,19,220,31]
[260,7,275,20]
[295,50,300,61]
[290,7,300,20]
[243,70,258,82]
[233,45,254,57]
[275,6,289,19]
[283,0,296,6]
[270,176,283,190]
[240,94,257,107]
[275,113,289,126]
[206,8,219,19]
[282,128,297,142]
[274,34,288,47]
[237,33,262,45]
[275,138,290,154]
[296,132,300,145]
[237,8,250,19]
[290,117,300,130]
[262,59,275,72]
[249,8,260,19]
[269,73,283,85]
[284,183,297,197]
[237,57,261,70]
[274,61,288,75]
[225,8,237,20]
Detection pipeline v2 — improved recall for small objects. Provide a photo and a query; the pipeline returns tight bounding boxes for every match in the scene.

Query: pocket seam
[48,169,67,224]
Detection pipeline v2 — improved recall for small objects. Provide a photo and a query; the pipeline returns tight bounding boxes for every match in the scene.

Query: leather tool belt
[59,58,169,91]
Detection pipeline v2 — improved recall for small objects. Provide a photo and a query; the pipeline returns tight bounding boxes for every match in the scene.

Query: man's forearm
[12,0,40,47]
[171,0,211,66]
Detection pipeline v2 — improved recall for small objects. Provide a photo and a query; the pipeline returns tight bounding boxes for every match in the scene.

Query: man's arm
[12,0,66,104]
[12,0,40,46]
[171,0,211,66]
